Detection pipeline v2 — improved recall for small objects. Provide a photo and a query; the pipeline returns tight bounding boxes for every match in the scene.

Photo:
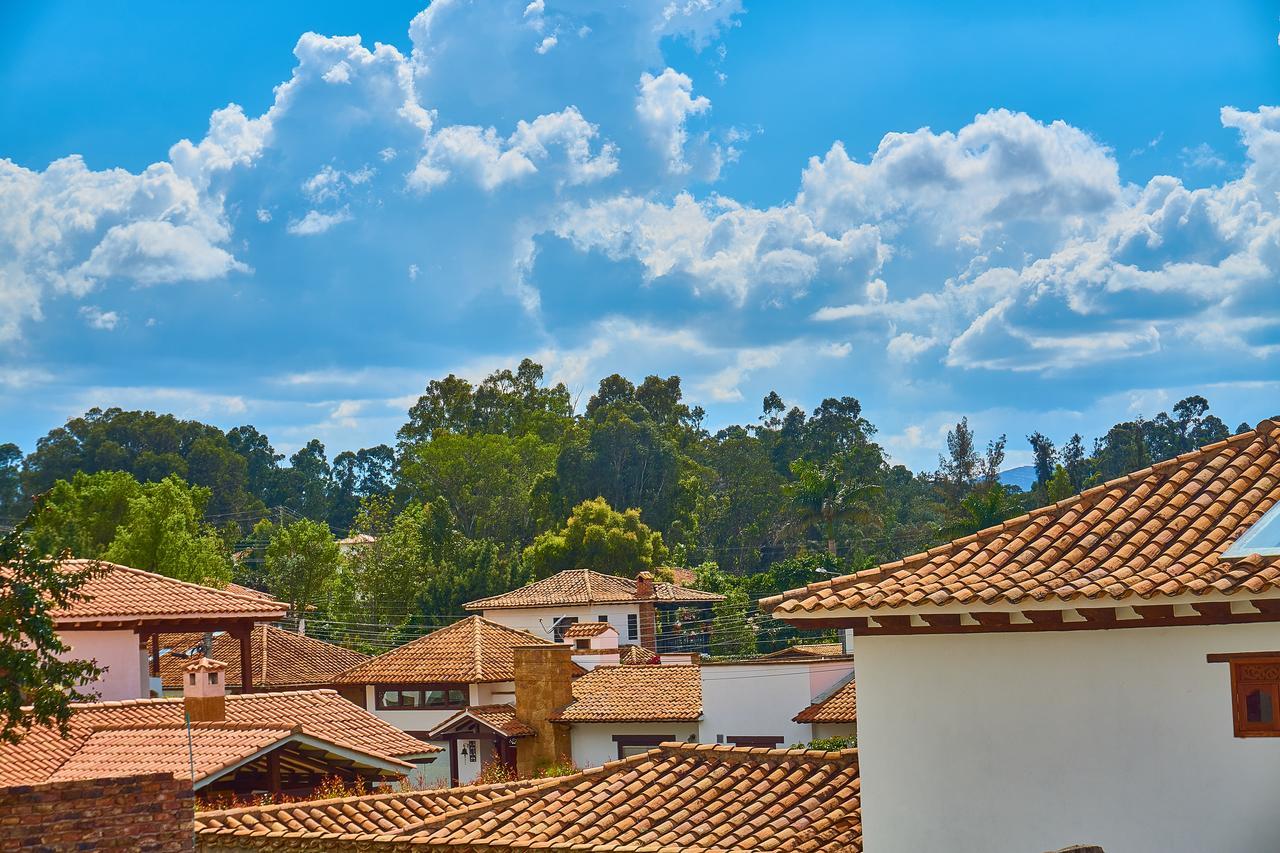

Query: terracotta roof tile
[561,621,616,639]
[794,678,856,724]
[0,690,438,786]
[464,569,723,610]
[760,643,845,659]
[427,705,536,739]
[553,665,701,722]
[331,616,579,685]
[158,625,370,689]
[196,743,861,852]
[48,560,286,625]
[764,420,1280,616]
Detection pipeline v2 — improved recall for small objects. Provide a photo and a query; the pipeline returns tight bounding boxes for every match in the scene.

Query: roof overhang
[199,732,414,789]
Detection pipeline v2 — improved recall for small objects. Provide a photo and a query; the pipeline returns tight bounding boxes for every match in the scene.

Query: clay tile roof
[331,616,573,685]
[427,705,536,739]
[553,665,701,722]
[195,743,862,852]
[0,690,438,787]
[158,625,371,690]
[561,621,616,639]
[464,569,723,610]
[618,644,659,665]
[794,677,857,723]
[48,560,287,625]
[764,420,1280,616]
[760,643,845,659]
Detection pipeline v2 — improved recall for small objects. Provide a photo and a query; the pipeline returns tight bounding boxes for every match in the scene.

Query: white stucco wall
[59,628,143,701]
[700,660,853,747]
[571,721,700,769]
[480,605,641,643]
[857,621,1280,853]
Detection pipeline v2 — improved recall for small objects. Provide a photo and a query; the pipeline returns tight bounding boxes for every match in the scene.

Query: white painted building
[766,419,1280,853]
[465,569,724,655]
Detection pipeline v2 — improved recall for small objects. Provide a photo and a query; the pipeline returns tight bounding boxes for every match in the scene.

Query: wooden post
[238,627,253,692]
[149,633,160,677]
[266,750,281,796]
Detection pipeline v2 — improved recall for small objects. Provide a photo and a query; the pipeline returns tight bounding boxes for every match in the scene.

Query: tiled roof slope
[158,625,370,689]
[553,665,701,722]
[561,620,615,639]
[760,642,845,659]
[331,616,568,685]
[195,779,546,837]
[196,743,862,852]
[465,569,723,610]
[49,560,286,624]
[765,420,1280,615]
[428,705,536,739]
[0,690,437,786]
[795,678,857,724]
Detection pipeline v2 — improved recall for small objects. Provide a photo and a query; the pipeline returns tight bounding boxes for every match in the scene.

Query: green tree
[328,497,430,635]
[104,475,231,585]
[264,518,341,615]
[399,432,557,544]
[943,483,1023,538]
[1045,465,1075,502]
[0,443,22,524]
[27,471,142,559]
[1,513,103,743]
[783,457,881,556]
[524,497,669,579]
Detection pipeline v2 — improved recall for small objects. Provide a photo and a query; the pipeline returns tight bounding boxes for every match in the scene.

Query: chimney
[635,571,657,652]
[183,657,227,723]
[513,645,573,778]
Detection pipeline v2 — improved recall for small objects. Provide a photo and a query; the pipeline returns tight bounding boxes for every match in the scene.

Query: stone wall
[0,771,195,851]
[513,645,573,777]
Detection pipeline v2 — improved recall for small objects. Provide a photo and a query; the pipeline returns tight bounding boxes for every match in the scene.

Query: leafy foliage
[0,511,104,744]
[263,518,342,614]
[792,735,856,750]
[103,475,232,585]
[524,497,668,580]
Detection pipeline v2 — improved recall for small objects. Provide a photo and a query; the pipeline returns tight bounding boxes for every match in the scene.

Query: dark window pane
[449,689,467,705]
[1246,688,1274,724]
[383,690,400,707]
[424,690,446,707]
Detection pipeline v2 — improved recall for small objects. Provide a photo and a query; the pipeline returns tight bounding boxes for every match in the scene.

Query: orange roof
[464,569,723,610]
[49,560,287,626]
[794,677,857,724]
[561,621,616,639]
[765,420,1280,617]
[427,705,536,739]
[759,643,846,659]
[158,625,370,690]
[0,690,438,787]
[619,644,659,665]
[553,665,701,722]
[196,743,861,851]
[331,616,576,685]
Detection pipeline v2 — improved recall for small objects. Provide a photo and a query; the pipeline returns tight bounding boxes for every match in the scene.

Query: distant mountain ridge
[998,465,1037,491]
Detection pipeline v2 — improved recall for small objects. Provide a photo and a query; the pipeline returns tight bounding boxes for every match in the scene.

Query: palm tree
[783,457,882,556]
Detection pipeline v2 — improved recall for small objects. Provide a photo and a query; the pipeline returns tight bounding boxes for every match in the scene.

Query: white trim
[1223,501,1280,558]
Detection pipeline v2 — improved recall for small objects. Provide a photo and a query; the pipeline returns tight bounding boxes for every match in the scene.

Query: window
[376,685,468,711]
[575,638,590,650]
[612,734,674,759]
[209,672,218,685]
[1230,657,1280,736]
[188,673,196,686]
[627,613,639,642]
[1224,502,1280,558]
[597,615,609,622]
[552,616,578,643]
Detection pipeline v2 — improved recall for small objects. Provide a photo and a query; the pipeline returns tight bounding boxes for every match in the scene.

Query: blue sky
[2,0,1278,471]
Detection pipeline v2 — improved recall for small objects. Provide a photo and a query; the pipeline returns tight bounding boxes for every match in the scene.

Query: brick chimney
[634,571,657,652]
[513,645,573,777]
[183,657,226,723]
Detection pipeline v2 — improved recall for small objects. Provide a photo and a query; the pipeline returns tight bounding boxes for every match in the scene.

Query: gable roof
[49,560,287,626]
[426,704,536,740]
[157,625,370,690]
[765,420,1280,617]
[464,569,723,610]
[0,689,438,786]
[41,723,411,787]
[195,743,861,852]
[552,665,701,722]
[561,620,616,639]
[795,676,857,724]
[330,616,577,685]
[760,642,846,659]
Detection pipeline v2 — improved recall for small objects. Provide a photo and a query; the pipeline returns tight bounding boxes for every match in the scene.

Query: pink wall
[59,629,144,701]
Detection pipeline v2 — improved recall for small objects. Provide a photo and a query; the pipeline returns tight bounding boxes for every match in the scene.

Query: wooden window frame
[612,734,673,759]
[1209,652,1280,737]
[727,735,784,748]
[627,613,639,642]
[375,684,469,712]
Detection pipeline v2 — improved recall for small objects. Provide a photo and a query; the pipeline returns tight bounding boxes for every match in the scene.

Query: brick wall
[0,772,194,852]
